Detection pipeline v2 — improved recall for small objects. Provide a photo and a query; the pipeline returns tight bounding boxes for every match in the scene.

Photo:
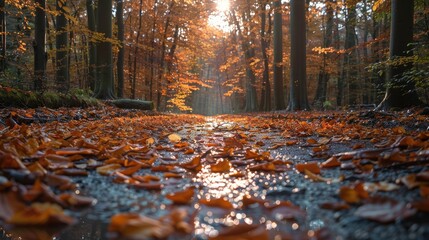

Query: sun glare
[208,0,231,31]
[216,0,230,12]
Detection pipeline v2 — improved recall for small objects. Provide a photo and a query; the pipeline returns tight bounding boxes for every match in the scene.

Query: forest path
[1,109,429,239]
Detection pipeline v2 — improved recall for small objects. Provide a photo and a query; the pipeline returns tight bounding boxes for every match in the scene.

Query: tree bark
[56,0,69,93]
[94,0,115,99]
[259,0,271,111]
[273,0,285,110]
[132,0,143,99]
[0,0,6,72]
[34,0,46,91]
[116,0,124,98]
[377,0,421,109]
[314,0,334,108]
[86,0,97,92]
[288,0,310,110]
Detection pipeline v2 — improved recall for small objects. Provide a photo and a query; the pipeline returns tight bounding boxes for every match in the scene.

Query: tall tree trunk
[0,0,6,72]
[34,0,46,91]
[314,0,334,108]
[258,0,271,111]
[132,0,143,99]
[377,0,421,109]
[56,0,69,93]
[232,9,257,112]
[338,0,358,106]
[94,0,114,99]
[149,0,158,101]
[273,0,285,110]
[288,0,310,110]
[86,0,96,91]
[157,0,175,110]
[116,0,124,98]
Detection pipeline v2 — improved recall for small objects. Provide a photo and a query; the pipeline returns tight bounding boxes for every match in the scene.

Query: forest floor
[1,107,429,240]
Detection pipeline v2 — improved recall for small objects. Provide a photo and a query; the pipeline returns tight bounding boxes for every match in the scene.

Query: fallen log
[109,99,154,110]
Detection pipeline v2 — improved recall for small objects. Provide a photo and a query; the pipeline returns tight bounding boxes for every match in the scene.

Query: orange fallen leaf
[163,172,183,178]
[249,162,276,171]
[180,156,202,172]
[54,168,88,176]
[321,156,341,168]
[96,164,122,176]
[199,197,234,210]
[133,174,160,183]
[8,202,75,225]
[118,164,142,176]
[209,224,269,240]
[295,162,320,174]
[0,150,26,169]
[420,186,429,198]
[108,213,173,239]
[166,187,195,204]
[59,193,96,208]
[210,159,231,173]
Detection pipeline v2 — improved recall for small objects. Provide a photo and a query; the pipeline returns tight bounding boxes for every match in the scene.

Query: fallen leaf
[199,197,234,210]
[355,199,416,223]
[321,156,341,168]
[295,162,320,174]
[364,182,400,192]
[96,164,122,176]
[210,159,231,173]
[108,213,173,239]
[209,224,269,240]
[8,202,75,225]
[320,202,350,211]
[168,133,182,143]
[166,187,195,204]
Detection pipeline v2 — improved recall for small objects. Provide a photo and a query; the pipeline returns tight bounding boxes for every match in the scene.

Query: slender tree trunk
[86,0,97,91]
[314,0,334,108]
[149,0,158,100]
[378,0,421,109]
[231,10,257,112]
[132,0,143,99]
[157,0,174,110]
[288,0,310,110]
[94,0,114,99]
[0,0,6,72]
[273,0,285,110]
[34,0,46,91]
[56,0,69,93]
[116,0,124,98]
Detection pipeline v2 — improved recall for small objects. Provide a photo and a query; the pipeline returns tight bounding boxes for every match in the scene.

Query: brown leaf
[355,199,416,223]
[210,159,231,173]
[295,162,320,174]
[8,202,75,226]
[0,150,26,169]
[199,197,234,210]
[166,187,195,205]
[209,224,269,240]
[108,213,173,239]
[320,202,350,211]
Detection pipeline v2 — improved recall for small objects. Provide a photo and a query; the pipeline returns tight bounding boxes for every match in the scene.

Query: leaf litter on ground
[0,107,428,239]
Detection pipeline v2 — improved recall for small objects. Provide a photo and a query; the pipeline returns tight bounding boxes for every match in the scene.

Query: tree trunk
[132,0,143,99]
[34,0,46,91]
[116,0,124,98]
[314,0,334,108]
[377,0,421,109]
[56,0,69,93]
[232,9,257,112]
[259,0,271,111]
[288,0,310,111]
[94,0,115,99]
[86,0,97,92]
[273,0,285,110]
[0,0,6,72]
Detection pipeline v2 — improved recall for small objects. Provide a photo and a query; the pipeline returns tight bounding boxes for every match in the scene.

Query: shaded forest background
[0,0,428,114]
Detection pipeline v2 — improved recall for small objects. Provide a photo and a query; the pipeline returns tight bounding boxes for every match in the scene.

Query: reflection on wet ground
[1,116,429,240]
